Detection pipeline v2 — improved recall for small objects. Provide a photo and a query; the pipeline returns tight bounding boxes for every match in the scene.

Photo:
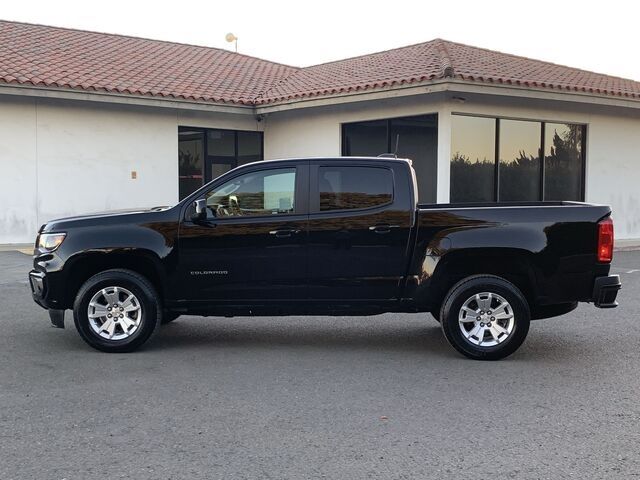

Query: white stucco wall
[0,96,260,243]
[1,91,639,243]
[0,97,37,243]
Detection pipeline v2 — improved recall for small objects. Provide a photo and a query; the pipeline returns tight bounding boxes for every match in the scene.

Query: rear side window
[318,166,393,211]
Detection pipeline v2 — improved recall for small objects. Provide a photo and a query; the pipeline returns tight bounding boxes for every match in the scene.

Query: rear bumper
[592,275,621,308]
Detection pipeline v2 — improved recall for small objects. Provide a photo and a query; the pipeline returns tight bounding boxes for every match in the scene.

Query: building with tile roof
[1,20,639,243]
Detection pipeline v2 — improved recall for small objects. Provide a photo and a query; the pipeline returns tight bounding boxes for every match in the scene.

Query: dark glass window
[342,120,388,157]
[318,166,393,211]
[342,115,438,203]
[237,131,263,166]
[205,168,295,218]
[178,130,204,201]
[450,115,495,203]
[544,123,584,201]
[178,127,263,200]
[450,115,585,203]
[498,119,541,202]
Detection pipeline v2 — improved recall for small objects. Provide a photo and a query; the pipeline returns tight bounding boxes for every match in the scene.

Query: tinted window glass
[499,119,541,201]
[207,130,235,157]
[205,168,295,218]
[450,115,496,203]
[544,123,584,201]
[237,131,263,166]
[389,115,438,203]
[318,166,392,211]
[342,115,438,203]
[342,120,388,157]
[178,130,204,201]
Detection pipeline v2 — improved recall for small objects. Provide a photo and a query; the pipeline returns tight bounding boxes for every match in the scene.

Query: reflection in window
[319,166,393,211]
[499,120,540,202]
[450,115,495,203]
[544,123,584,201]
[450,115,585,203]
[205,168,295,218]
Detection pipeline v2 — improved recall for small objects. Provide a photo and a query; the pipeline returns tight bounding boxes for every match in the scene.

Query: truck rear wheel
[439,275,530,360]
[73,269,161,353]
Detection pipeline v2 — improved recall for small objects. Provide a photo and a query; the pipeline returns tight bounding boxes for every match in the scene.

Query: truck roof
[239,156,413,168]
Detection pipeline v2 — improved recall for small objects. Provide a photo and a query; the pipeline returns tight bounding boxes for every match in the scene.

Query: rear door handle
[269,228,302,238]
[369,224,400,234]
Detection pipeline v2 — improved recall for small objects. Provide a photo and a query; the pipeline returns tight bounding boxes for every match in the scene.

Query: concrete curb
[2,239,640,254]
[614,239,640,252]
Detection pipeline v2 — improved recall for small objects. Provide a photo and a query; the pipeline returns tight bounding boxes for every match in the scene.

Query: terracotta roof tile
[0,20,297,105]
[257,39,640,103]
[1,20,639,106]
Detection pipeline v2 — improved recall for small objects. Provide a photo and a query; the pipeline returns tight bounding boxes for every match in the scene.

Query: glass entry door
[178,127,264,200]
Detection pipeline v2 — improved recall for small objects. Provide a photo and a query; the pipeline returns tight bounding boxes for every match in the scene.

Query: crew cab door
[306,160,414,302]
[177,162,309,302]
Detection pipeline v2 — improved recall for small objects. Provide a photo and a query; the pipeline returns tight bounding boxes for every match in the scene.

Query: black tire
[439,275,530,361]
[162,312,181,325]
[73,269,161,353]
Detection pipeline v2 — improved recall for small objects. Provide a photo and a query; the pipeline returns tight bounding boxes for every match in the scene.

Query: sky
[1,0,639,81]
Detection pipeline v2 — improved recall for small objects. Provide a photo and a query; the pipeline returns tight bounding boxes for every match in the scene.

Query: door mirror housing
[192,199,207,221]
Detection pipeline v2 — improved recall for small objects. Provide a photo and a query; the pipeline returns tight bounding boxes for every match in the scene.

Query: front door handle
[269,228,302,238]
[369,224,400,234]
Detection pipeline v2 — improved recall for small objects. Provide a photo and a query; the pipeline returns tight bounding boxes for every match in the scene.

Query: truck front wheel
[439,275,530,360]
[73,269,161,353]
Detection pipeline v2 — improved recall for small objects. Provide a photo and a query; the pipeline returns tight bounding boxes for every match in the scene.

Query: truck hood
[40,206,174,232]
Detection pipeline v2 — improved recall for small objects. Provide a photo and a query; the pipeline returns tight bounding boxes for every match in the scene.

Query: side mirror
[192,199,207,221]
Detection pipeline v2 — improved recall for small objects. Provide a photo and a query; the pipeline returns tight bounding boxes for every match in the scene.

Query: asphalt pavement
[0,250,639,479]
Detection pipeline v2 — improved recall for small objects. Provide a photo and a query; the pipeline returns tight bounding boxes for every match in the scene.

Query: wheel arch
[427,247,538,312]
[62,249,165,309]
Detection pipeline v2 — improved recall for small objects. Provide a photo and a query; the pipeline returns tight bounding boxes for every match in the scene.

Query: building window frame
[451,113,587,203]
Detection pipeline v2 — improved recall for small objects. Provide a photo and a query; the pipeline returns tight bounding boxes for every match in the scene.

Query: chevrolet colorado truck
[29,157,621,360]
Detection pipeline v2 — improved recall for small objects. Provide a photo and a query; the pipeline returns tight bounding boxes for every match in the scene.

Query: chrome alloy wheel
[458,292,515,347]
[87,286,143,340]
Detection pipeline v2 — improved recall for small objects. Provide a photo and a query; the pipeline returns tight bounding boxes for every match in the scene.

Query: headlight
[37,233,67,252]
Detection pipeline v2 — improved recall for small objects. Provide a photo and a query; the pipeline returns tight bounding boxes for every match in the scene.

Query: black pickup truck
[29,157,621,360]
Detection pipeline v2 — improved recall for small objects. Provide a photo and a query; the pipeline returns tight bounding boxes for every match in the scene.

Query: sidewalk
[0,244,33,254]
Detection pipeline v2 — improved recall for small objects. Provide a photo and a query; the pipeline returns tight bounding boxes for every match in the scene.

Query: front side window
[318,166,393,211]
[204,168,296,219]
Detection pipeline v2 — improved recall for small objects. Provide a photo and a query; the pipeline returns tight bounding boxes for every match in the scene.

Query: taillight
[597,217,614,263]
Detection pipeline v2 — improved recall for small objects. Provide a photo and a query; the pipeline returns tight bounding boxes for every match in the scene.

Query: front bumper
[29,270,66,328]
[592,275,621,308]
[29,270,48,309]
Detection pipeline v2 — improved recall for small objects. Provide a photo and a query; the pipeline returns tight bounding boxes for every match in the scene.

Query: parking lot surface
[1,250,639,479]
